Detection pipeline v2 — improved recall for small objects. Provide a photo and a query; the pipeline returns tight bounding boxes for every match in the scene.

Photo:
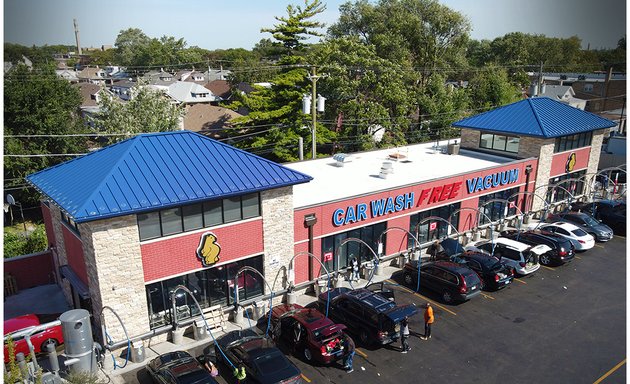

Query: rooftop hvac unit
[447,142,460,155]
[333,153,352,167]
[379,161,394,179]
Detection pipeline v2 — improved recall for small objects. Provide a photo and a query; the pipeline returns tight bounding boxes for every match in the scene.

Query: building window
[138,193,261,241]
[479,133,519,154]
[145,255,264,329]
[61,211,80,236]
[584,84,594,92]
[409,203,461,246]
[554,131,592,152]
[478,187,520,225]
[321,222,386,274]
[547,170,586,203]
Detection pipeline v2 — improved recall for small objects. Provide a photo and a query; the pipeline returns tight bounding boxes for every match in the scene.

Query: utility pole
[308,66,322,159]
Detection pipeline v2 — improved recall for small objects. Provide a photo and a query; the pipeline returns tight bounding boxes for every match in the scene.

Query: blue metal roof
[452,97,615,138]
[26,131,313,223]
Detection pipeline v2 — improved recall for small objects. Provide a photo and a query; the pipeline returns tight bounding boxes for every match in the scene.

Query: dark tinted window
[555,227,570,235]
[502,248,521,261]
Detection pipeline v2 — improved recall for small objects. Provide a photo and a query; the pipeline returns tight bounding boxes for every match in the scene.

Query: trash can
[287,290,297,304]
[193,320,208,341]
[172,327,185,345]
[129,341,145,363]
[362,264,374,279]
[253,302,266,321]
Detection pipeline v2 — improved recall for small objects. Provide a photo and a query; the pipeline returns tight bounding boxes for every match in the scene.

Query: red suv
[269,304,352,365]
[4,314,63,362]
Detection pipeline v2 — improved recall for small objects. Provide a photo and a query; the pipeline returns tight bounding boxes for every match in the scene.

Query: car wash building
[26,97,614,342]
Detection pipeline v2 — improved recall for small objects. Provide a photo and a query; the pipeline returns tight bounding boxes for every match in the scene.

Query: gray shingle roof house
[166,81,217,104]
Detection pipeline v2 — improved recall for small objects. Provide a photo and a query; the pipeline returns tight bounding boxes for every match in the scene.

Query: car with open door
[317,287,418,346]
[500,229,575,266]
[214,329,302,384]
[268,303,352,365]
[465,238,544,276]
[457,252,514,291]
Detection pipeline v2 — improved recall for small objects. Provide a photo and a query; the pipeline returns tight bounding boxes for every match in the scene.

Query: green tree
[4,64,87,206]
[330,0,471,85]
[114,28,150,66]
[228,0,329,161]
[94,85,184,142]
[466,66,521,112]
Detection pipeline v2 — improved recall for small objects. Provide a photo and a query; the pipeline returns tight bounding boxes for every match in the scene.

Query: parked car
[146,351,219,384]
[465,238,545,276]
[546,211,614,242]
[572,200,626,235]
[268,303,352,365]
[402,260,482,303]
[317,287,418,346]
[535,222,595,251]
[4,314,63,363]
[215,329,302,384]
[500,229,575,266]
[457,252,514,291]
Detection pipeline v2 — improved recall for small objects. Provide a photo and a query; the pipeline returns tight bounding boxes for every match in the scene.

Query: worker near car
[427,240,443,261]
[233,364,246,383]
[342,335,355,373]
[421,302,434,340]
[400,316,411,353]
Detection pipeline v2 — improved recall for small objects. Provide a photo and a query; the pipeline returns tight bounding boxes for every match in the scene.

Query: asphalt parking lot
[133,235,626,384]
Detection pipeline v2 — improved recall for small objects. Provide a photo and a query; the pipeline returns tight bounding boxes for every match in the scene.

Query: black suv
[572,200,626,235]
[146,351,219,384]
[457,252,514,291]
[501,230,575,266]
[317,287,418,346]
[402,260,482,303]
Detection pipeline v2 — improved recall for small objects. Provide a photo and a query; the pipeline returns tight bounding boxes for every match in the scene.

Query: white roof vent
[379,161,394,179]
[333,153,352,167]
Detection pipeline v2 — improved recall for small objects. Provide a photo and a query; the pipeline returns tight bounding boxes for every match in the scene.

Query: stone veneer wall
[49,206,73,305]
[587,129,607,176]
[80,215,149,341]
[261,187,294,306]
[518,136,555,211]
[460,129,480,149]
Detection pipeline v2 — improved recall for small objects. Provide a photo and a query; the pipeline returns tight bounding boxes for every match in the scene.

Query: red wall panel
[550,147,590,177]
[4,251,55,290]
[141,219,265,282]
[41,204,56,248]
[62,227,88,286]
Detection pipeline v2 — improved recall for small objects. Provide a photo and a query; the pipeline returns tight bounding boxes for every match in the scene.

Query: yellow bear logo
[565,152,576,173]
[196,233,221,267]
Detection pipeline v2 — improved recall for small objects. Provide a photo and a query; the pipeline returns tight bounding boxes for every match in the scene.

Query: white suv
[465,238,548,276]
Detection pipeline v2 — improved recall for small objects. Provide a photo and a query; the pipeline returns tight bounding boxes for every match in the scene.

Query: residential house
[56,69,80,83]
[166,81,217,104]
[530,72,626,113]
[142,70,176,92]
[183,104,243,138]
[77,66,107,84]
[73,83,112,127]
[177,69,206,84]
[205,67,231,81]
[109,79,136,101]
[205,80,231,101]
[529,84,586,110]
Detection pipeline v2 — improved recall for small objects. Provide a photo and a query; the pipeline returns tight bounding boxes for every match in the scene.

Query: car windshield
[254,351,289,374]
[572,228,588,237]
[581,215,599,226]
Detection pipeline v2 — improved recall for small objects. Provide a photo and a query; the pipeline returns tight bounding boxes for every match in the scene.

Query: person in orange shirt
[421,302,434,340]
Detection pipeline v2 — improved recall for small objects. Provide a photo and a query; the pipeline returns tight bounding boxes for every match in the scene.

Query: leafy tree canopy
[4,64,88,206]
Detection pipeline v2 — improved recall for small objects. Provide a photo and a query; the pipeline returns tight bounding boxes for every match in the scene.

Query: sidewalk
[103,261,405,384]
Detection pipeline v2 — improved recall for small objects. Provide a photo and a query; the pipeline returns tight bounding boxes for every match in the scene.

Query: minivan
[403,260,482,303]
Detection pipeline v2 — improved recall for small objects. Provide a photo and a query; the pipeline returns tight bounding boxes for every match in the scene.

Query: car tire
[359,329,371,346]
[40,338,58,352]
[442,290,453,304]
[540,253,551,266]
[403,273,414,286]
[303,347,313,362]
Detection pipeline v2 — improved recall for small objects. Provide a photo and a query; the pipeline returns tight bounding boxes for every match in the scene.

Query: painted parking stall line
[386,279,457,316]
[514,278,528,284]
[301,374,312,383]
[480,292,495,300]
[355,348,368,358]
[593,358,626,384]
[542,265,555,271]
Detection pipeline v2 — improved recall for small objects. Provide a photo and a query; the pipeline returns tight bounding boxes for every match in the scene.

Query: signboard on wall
[196,232,221,267]
[330,167,521,227]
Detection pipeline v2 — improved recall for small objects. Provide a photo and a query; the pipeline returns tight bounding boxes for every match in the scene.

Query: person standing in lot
[427,240,443,261]
[421,302,434,340]
[342,335,355,373]
[400,316,410,353]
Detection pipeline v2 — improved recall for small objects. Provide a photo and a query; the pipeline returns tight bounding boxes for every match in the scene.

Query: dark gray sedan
[547,211,614,241]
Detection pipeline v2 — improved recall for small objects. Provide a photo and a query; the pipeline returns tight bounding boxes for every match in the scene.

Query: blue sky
[3,0,626,51]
